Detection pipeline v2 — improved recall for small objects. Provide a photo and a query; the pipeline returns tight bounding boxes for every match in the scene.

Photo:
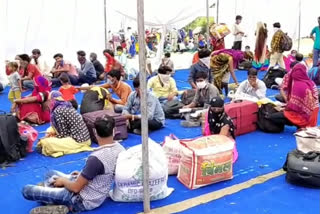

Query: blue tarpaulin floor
[0,69,319,214]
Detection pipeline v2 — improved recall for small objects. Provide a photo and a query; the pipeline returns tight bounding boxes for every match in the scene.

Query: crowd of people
[1,15,319,214]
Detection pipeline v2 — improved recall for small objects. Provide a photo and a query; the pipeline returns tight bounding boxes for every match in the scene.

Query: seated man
[51,53,79,87]
[123,77,165,135]
[184,71,219,109]
[77,51,97,85]
[101,69,132,113]
[234,68,266,100]
[147,66,178,104]
[160,52,175,75]
[90,52,105,80]
[188,48,213,89]
[22,116,125,214]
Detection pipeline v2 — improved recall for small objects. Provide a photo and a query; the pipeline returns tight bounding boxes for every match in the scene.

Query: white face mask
[274,28,279,33]
[196,81,207,89]
[158,74,170,86]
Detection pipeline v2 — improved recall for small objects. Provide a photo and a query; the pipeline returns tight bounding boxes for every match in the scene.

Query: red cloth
[23,64,41,78]
[285,107,319,128]
[18,76,51,124]
[211,37,225,51]
[59,86,78,101]
[104,53,115,73]
[192,52,200,64]
[5,65,10,76]
[103,52,125,76]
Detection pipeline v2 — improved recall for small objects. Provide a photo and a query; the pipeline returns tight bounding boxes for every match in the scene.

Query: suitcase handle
[297,173,313,179]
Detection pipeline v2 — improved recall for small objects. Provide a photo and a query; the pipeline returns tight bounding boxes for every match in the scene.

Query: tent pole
[298,0,301,52]
[137,0,150,213]
[216,0,219,24]
[206,0,210,46]
[104,0,107,49]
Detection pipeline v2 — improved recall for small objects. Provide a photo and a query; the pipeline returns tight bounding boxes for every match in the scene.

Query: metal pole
[137,0,150,213]
[206,0,210,45]
[216,0,219,24]
[298,0,301,52]
[104,0,107,49]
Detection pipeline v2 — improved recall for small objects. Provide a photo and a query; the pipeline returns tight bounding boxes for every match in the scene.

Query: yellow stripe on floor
[140,169,285,214]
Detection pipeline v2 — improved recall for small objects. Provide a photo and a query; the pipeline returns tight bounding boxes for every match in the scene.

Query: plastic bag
[109,139,174,202]
[18,123,38,152]
[162,134,182,175]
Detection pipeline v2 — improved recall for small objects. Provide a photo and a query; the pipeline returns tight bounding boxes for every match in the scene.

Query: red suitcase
[83,110,128,142]
[225,100,258,136]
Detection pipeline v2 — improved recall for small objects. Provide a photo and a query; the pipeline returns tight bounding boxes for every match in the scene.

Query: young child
[7,62,22,112]
[58,74,79,110]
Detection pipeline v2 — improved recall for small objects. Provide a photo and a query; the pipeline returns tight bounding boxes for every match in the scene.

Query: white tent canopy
[1,0,320,76]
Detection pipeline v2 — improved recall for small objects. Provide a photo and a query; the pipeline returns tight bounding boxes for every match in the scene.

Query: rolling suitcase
[83,110,128,142]
[283,150,320,187]
[225,100,258,136]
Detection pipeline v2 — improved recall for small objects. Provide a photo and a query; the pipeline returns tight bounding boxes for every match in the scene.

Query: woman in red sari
[14,76,52,124]
[270,64,319,128]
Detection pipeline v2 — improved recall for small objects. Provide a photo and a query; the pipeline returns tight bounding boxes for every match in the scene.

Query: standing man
[233,15,245,50]
[269,22,285,69]
[310,17,320,67]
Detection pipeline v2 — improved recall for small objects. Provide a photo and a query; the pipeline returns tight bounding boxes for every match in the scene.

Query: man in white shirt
[233,15,245,50]
[235,68,267,100]
[31,49,51,77]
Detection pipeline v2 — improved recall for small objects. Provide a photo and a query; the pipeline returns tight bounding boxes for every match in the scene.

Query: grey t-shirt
[8,72,20,91]
[193,84,220,108]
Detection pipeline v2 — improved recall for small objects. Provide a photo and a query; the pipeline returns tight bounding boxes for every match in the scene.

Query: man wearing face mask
[90,53,104,80]
[101,70,132,113]
[184,71,219,109]
[235,68,266,100]
[77,51,97,85]
[188,49,213,89]
[147,66,178,104]
[269,22,285,69]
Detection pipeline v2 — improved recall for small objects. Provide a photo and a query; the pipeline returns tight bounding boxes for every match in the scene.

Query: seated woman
[211,49,251,95]
[13,76,51,125]
[269,64,319,128]
[37,91,92,157]
[204,96,235,138]
[16,54,42,90]
[203,96,238,162]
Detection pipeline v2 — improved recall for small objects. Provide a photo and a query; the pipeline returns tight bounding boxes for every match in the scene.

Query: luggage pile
[283,127,320,187]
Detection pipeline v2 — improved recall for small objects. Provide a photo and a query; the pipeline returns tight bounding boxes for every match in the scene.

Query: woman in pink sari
[270,64,319,128]
[14,76,52,124]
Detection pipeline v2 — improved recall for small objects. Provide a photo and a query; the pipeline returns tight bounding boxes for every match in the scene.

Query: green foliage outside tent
[184,17,215,34]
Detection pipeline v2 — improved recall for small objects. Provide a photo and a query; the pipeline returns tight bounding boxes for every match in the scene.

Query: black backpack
[0,113,27,163]
[263,66,287,88]
[283,150,320,187]
[181,89,196,105]
[257,103,284,133]
[163,100,184,119]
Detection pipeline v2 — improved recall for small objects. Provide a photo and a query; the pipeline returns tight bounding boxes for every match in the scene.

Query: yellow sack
[256,98,277,107]
[37,137,93,158]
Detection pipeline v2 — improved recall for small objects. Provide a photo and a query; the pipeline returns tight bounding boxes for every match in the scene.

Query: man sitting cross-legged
[22,116,125,214]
